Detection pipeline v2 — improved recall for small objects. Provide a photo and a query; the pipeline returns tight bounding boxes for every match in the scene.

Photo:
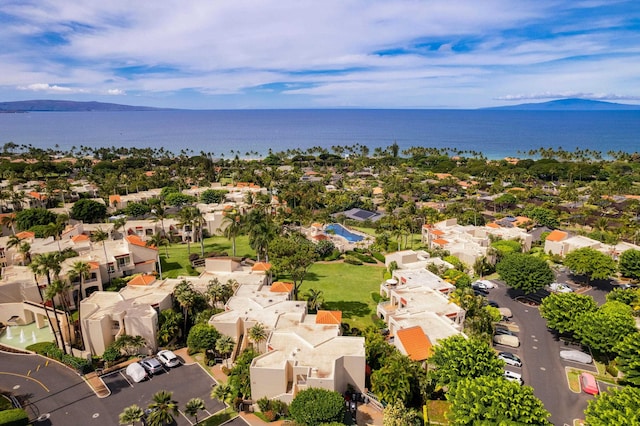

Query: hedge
[0,408,29,426]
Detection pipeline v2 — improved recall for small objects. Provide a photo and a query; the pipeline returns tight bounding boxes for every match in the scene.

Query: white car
[560,350,593,364]
[478,280,496,289]
[125,362,148,383]
[498,352,522,367]
[157,350,181,368]
[549,282,573,293]
[503,370,523,385]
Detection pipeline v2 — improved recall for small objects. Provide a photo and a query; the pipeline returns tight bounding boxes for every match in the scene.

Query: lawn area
[426,400,450,425]
[299,262,385,330]
[161,235,255,278]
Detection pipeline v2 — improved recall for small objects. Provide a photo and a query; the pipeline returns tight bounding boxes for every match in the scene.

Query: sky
[1,0,639,109]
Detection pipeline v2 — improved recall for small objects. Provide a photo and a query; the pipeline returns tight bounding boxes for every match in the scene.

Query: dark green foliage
[26,341,92,373]
[227,349,259,399]
[289,388,345,426]
[606,288,640,306]
[0,408,30,426]
[619,249,640,280]
[563,247,617,282]
[344,256,363,265]
[585,386,640,426]
[490,239,521,259]
[540,293,598,335]
[371,251,385,263]
[200,189,228,204]
[164,192,196,207]
[614,332,640,386]
[314,239,336,259]
[447,377,551,425]
[15,208,57,230]
[124,202,151,217]
[70,199,107,223]
[573,302,638,355]
[186,323,220,352]
[522,206,559,228]
[496,253,554,293]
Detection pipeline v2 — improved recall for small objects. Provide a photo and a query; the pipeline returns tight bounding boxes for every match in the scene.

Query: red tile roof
[396,326,432,361]
[126,235,154,248]
[432,238,449,246]
[315,310,342,325]
[15,231,35,239]
[251,262,272,272]
[546,230,568,242]
[270,282,294,293]
[128,274,156,286]
[71,234,90,242]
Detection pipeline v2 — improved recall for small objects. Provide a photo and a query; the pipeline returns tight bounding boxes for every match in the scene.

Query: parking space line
[119,371,134,387]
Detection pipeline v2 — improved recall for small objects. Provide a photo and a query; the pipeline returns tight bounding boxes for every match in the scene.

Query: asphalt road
[0,351,225,425]
[486,279,594,425]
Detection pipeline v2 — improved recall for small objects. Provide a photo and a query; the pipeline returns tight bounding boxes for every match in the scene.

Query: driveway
[486,280,593,425]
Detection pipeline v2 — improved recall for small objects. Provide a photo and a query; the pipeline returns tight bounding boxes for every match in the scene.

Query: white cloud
[17,83,85,93]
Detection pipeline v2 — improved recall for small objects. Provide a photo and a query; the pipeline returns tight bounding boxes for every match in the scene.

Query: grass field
[299,262,385,330]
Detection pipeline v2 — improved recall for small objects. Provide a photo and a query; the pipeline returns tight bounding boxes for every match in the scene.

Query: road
[487,280,594,425]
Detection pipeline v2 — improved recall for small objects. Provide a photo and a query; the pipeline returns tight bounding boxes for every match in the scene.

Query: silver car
[498,352,522,367]
[140,357,164,375]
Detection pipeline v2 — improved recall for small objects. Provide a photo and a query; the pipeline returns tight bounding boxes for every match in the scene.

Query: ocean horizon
[1,109,638,160]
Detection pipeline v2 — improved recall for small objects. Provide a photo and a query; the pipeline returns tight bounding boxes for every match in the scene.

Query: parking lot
[484,278,597,425]
[94,362,225,425]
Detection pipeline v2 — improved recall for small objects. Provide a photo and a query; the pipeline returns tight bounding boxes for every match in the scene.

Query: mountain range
[0,98,639,111]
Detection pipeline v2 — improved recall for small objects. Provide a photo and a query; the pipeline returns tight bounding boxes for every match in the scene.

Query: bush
[344,256,363,265]
[606,363,619,377]
[257,397,271,412]
[324,250,342,261]
[263,410,276,422]
[0,408,29,426]
[289,388,345,426]
[371,251,385,263]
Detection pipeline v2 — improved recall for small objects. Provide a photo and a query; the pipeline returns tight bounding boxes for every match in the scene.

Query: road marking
[540,367,546,371]
[119,371,134,387]
[36,365,41,372]
[532,346,538,350]
[0,372,49,392]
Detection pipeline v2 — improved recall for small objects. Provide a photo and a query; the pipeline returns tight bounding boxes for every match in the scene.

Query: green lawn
[299,262,385,330]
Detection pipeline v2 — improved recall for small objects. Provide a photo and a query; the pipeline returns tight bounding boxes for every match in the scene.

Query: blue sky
[1,0,639,109]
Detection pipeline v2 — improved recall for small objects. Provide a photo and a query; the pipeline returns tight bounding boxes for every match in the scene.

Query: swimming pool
[325,223,364,243]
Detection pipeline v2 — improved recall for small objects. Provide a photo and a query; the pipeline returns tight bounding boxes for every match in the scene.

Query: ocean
[0,109,638,159]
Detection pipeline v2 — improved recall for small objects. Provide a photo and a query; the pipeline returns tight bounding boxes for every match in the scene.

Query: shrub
[606,363,619,377]
[324,250,342,261]
[263,410,277,422]
[257,397,271,412]
[270,399,288,417]
[344,256,363,265]
[289,388,345,426]
[371,251,385,263]
[0,408,29,426]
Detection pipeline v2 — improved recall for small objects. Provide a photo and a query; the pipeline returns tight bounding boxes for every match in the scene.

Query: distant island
[0,99,171,112]
[484,98,640,111]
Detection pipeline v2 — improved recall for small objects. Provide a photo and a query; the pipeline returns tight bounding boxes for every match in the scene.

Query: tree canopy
[16,208,58,230]
[619,249,640,281]
[496,253,554,293]
[614,332,640,386]
[584,386,640,426]
[289,387,345,426]
[429,335,504,389]
[70,198,107,223]
[270,233,318,299]
[446,376,551,425]
[563,247,617,282]
[540,292,598,335]
[573,301,638,356]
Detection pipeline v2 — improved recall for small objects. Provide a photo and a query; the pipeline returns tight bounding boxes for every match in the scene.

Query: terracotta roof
[311,222,323,228]
[15,231,35,239]
[312,234,330,241]
[432,238,449,246]
[487,223,501,229]
[270,282,294,293]
[71,234,90,242]
[88,261,100,270]
[430,229,444,236]
[126,235,153,248]
[109,195,121,204]
[546,230,568,242]
[315,310,342,325]
[128,274,156,286]
[28,191,47,200]
[251,262,272,272]
[396,326,432,361]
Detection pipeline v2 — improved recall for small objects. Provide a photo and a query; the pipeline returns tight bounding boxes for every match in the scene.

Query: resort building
[544,229,640,259]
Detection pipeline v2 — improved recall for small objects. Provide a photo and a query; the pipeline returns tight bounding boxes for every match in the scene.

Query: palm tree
[18,241,31,266]
[151,206,168,237]
[215,335,235,368]
[190,207,206,257]
[248,323,267,353]
[1,214,16,235]
[6,234,23,263]
[146,232,169,279]
[304,288,324,313]
[112,217,127,239]
[184,398,206,425]
[91,227,112,286]
[174,280,197,337]
[47,278,74,348]
[43,279,68,354]
[218,210,244,257]
[69,260,91,350]
[177,206,196,254]
[211,383,235,405]
[29,254,63,351]
[246,210,277,262]
[147,390,179,426]
[30,252,66,353]
[119,404,144,426]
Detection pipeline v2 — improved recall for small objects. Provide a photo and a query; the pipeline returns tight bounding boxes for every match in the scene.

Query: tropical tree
[289,388,345,426]
[248,323,268,352]
[619,249,640,281]
[304,288,324,313]
[496,253,554,293]
[246,209,277,261]
[382,400,421,426]
[186,323,220,353]
[218,209,244,257]
[1,214,17,235]
[119,404,144,426]
[270,233,318,300]
[91,227,112,286]
[113,334,147,356]
[563,247,617,283]
[614,332,640,386]
[184,398,206,425]
[177,206,197,254]
[174,279,198,336]
[146,232,168,279]
[429,335,504,390]
[157,309,183,346]
[70,198,107,223]
[30,252,66,353]
[211,383,234,405]
[446,376,551,425]
[573,301,638,356]
[46,278,74,349]
[540,292,598,335]
[584,386,640,426]
[215,335,235,368]
[146,390,179,426]
[69,260,91,349]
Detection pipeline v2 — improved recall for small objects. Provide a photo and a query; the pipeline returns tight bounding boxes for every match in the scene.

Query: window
[116,256,131,267]
[107,263,115,274]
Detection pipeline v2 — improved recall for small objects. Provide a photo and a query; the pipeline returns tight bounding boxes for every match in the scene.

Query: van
[580,372,599,395]
[493,334,520,348]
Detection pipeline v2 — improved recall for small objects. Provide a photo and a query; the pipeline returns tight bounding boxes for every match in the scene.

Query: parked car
[494,326,516,336]
[498,307,513,319]
[549,282,573,293]
[477,280,497,289]
[473,287,489,296]
[493,334,520,348]
[560,350,593,364]
[125,362,148,383]
[580,372,599,395]
[503,370,523,385]
[157,350,181,368]
[487,300,499,308]
[140,357,164,375]
[498,352,522,367]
